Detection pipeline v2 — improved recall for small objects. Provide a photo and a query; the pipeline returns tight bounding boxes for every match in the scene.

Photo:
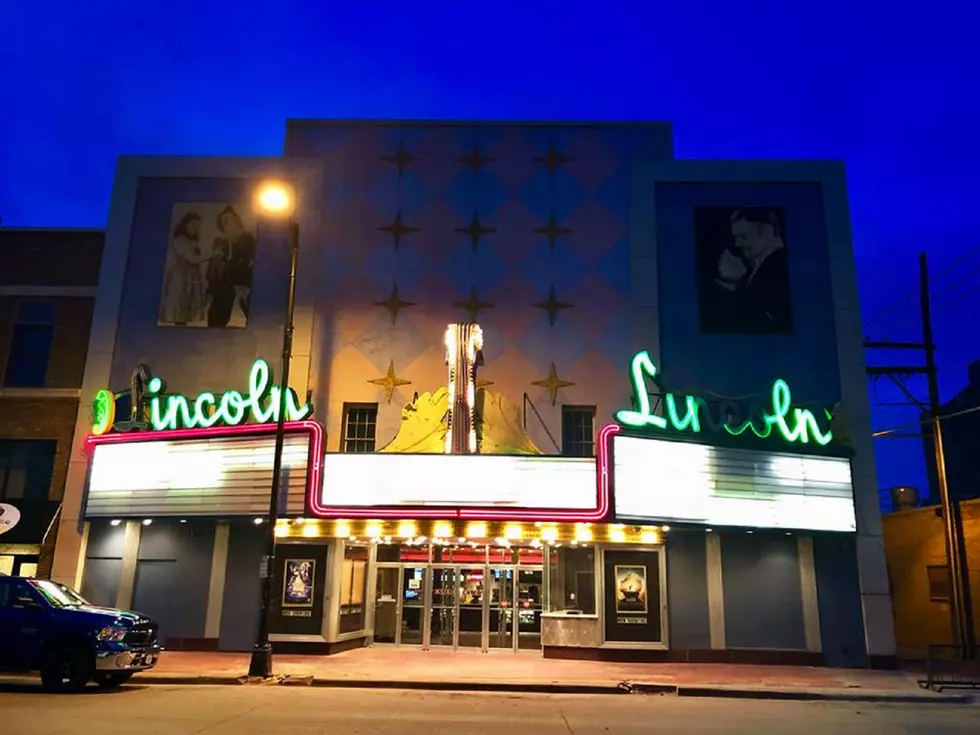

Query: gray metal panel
[721,532,806,650]
[85,433,310,518]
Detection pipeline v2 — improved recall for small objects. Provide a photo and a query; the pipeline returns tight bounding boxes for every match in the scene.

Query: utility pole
[865,252,975,658]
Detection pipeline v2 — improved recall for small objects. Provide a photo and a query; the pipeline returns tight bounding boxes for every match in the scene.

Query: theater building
[0,227,103,579]
[51,121,895,667]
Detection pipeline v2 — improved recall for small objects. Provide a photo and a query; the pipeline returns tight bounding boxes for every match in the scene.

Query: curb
[673,685,978,705]
[135,674,977,703]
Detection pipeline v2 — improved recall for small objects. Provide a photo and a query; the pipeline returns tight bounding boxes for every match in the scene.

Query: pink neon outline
[85,420,325,509]
[305,422,618,522]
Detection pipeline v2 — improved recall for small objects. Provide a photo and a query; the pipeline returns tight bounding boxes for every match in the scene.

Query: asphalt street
[0,681,975,734]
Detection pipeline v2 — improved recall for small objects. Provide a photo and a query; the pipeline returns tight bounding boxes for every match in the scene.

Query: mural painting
[158,203,257,328]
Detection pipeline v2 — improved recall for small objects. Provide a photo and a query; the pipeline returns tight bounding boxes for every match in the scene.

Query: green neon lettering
[666,394,701,432]
[219,391,246,425]
[115,358,313,432]
[194,392,220,428]
[614,351,668,429]
[617,351,833,447]
[248,360,276,423]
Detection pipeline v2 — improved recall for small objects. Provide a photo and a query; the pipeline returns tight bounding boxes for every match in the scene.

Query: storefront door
[428,566,458,647]
[487,567,514,649]
[373,565,428,646]
[370,560,543,652]
[457,566,486,648]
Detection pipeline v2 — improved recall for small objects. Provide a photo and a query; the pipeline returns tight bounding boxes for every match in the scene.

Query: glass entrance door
[517,567,544,649]
[401,566,426,645]
[457,567,486,648]
[429,566,457,647]
[488,567,515,649]
[373,567,399,644]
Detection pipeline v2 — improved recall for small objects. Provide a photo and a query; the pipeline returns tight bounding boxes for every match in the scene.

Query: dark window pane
[15,300,57,325]
[342,404,379,453]
[561,406,596,457]
[926,565,951,602]
[0,439,56,501]
[4,324,53,387]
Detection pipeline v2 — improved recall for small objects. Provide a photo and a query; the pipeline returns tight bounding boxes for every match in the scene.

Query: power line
[864,244,980,337]
[872,403,980,438]
[870,278,980,340]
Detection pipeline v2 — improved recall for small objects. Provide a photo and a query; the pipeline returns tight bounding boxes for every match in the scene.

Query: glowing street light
[254,180,295,218]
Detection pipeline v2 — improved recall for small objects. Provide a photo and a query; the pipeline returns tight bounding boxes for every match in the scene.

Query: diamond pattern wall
[292,122,674,451]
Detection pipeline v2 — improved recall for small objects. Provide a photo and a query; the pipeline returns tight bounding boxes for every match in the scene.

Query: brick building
[0,227,103,577]
[882,499,980,658]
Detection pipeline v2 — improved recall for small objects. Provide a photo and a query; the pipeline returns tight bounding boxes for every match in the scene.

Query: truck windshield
[31,580,90,608]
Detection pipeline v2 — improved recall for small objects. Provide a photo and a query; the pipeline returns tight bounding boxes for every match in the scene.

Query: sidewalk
[139,648,976,704]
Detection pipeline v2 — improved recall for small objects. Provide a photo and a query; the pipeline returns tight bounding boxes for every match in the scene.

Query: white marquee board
[317,453,596,510]
[611,434,856,532]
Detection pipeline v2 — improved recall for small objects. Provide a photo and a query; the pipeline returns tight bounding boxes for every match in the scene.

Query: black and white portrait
[694,206,793,334]
[158,203,257,328]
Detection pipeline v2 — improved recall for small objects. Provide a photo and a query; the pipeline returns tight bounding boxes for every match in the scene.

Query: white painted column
[705,533,726,650]
[322,539,344,642]
[114,521,142,610]
[204,523,231,640]
[364,543,378,644]
[71,521,90,592]
[797,536,823,653]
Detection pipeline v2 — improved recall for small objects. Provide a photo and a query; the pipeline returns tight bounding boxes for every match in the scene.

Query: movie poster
[158,203,257,328]
[614,565,648,614]
[282,559,315,607]
[693,206,793,335]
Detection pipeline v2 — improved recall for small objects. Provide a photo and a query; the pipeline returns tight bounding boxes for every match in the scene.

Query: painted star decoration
[377,210,419,249]
[454,213,497,250]
[533,142,573,177]
[368,360,412,404]
[533,213,572,251]
[534,285,574,326]
[453,286,494,322]
[381,141,420,178]
[373,283,416,325]
[532,363,575,406]
[457,144,496,174]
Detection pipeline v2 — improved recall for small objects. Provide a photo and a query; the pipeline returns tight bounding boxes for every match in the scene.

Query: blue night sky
[1,2,978,497]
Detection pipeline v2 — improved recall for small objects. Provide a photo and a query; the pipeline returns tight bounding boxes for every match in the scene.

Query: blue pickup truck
[0,575,162,691]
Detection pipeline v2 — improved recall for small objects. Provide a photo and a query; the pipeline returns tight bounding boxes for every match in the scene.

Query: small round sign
[0,503,21,536]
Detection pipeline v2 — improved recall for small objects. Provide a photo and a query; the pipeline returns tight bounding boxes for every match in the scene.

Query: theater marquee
[604,425,856,532]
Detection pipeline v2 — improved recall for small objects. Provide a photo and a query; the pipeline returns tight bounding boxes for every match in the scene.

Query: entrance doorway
[372,562,543,652]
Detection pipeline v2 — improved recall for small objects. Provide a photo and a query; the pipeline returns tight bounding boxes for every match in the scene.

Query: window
[4,300,56,387]
[561,406,596,457]
[342,403,378,453]
[547,546,596,614]
[927,565,951,602]
[339,544,368,633]
[0,439,57,501]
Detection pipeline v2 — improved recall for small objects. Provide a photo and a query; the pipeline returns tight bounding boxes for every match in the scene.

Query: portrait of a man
[694,206,793,334]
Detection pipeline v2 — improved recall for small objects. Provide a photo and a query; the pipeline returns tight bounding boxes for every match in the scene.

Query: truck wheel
[40,644,94,692]
[93,672,134,688]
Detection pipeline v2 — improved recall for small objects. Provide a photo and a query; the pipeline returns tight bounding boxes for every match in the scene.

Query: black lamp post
[249,182,299,678]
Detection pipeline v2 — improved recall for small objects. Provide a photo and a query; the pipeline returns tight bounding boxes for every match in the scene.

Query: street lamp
[248,180,299,678]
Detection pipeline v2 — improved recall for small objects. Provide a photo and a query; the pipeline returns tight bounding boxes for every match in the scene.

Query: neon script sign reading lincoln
[615,351,833,446]
[96,359,313,433]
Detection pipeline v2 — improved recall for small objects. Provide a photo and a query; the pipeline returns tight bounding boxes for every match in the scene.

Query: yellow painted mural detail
[378,387,542,455]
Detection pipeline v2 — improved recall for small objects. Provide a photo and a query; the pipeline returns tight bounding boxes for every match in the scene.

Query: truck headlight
[97,626,127,642]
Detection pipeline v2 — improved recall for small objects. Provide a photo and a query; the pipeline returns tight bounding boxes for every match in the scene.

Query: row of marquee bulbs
[107,519,794,539]
[272,519,670,545]
[107,518,669,542]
